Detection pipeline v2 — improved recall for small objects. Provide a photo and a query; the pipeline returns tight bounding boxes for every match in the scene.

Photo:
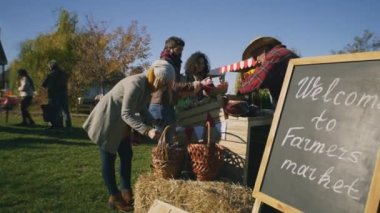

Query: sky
[1,0,380,72]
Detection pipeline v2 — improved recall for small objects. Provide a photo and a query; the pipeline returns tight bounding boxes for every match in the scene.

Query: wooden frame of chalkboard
[252,52,380,213]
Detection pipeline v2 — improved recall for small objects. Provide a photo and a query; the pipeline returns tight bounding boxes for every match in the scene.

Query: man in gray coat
[83,59,175,211]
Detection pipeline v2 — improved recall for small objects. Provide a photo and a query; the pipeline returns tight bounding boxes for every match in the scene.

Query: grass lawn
[0,111,154,212]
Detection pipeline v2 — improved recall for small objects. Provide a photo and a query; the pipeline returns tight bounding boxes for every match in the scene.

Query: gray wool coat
[83,74,155,154]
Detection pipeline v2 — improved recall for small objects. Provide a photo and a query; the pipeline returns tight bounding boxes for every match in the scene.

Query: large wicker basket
[187,121,225,181]
[151,126,186,179]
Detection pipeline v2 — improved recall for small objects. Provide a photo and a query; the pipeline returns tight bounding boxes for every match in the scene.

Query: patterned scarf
[160,49,182,80]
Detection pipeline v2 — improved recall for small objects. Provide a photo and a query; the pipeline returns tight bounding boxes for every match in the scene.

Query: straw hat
[242,36,282,60]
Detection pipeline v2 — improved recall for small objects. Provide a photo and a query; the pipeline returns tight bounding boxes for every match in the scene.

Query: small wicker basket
[187,121,225,181]
[151,125,185,179]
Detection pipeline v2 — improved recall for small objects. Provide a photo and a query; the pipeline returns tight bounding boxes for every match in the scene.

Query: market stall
[175,56,274,187]
[136,37,287,212]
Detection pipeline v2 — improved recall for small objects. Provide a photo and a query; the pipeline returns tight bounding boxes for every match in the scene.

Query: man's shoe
[108,193,133,212]
[121,189,134,205]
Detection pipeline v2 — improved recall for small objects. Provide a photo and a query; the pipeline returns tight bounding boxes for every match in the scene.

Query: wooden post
[1,64,5,89]
[252,199,262,213]
[5,108,8,123]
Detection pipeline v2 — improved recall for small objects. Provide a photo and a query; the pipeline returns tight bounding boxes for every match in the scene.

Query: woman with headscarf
[83,59,175,212]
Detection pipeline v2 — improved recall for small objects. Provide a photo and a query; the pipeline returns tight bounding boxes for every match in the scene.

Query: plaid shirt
[239,45,298,101]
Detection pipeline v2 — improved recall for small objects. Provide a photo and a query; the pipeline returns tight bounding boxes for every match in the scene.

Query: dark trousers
[100,138,133,195]
[20,96,34,124]
[61,96,72,128]
[48,96,72,128]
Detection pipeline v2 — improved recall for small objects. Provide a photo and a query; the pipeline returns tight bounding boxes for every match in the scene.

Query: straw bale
[134,172,254,213]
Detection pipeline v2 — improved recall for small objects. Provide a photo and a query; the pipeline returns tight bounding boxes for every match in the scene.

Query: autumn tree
[8,8,151,106]
[72,17,151,95]
[332,30,380,54]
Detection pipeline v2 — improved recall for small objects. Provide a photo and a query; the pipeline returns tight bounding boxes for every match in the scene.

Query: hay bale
[134,173,254,213]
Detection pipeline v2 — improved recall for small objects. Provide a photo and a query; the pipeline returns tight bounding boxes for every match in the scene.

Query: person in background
[183,52,224,142]
[238,36,299,107]
[184,51,212,101]
[42,60,72,129]
[83,59,175,212]
[17,69,35,126]
[149,36,206,134]
[185,51,210,82]
[184,51,228,101]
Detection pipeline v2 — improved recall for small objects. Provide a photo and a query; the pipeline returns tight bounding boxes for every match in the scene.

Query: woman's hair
[164,36,185,49]
[184,51,210,81]
[17,69,35,90]
[17,69,28,77]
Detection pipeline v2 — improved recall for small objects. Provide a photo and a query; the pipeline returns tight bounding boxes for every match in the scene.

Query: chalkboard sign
[253,52,380,213]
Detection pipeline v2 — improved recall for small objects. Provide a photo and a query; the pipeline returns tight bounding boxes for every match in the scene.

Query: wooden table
[219,115,273,187]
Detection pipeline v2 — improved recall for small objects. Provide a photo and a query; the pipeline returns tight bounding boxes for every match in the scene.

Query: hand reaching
[200,77,215,93]
[193,81,202,94]
[147,128,161,141]
[200,77,212,87]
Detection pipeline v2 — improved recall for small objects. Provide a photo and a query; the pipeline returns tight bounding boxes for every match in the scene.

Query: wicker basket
[151,126,186,179]
[187,121,225,181]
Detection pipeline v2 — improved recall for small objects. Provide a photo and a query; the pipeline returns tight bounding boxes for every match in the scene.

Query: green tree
[8,8,78,104]
[332,30,380,54]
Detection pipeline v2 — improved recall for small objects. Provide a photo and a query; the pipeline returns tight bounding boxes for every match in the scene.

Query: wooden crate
[176,96,226,126]
[148,200,188,213]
